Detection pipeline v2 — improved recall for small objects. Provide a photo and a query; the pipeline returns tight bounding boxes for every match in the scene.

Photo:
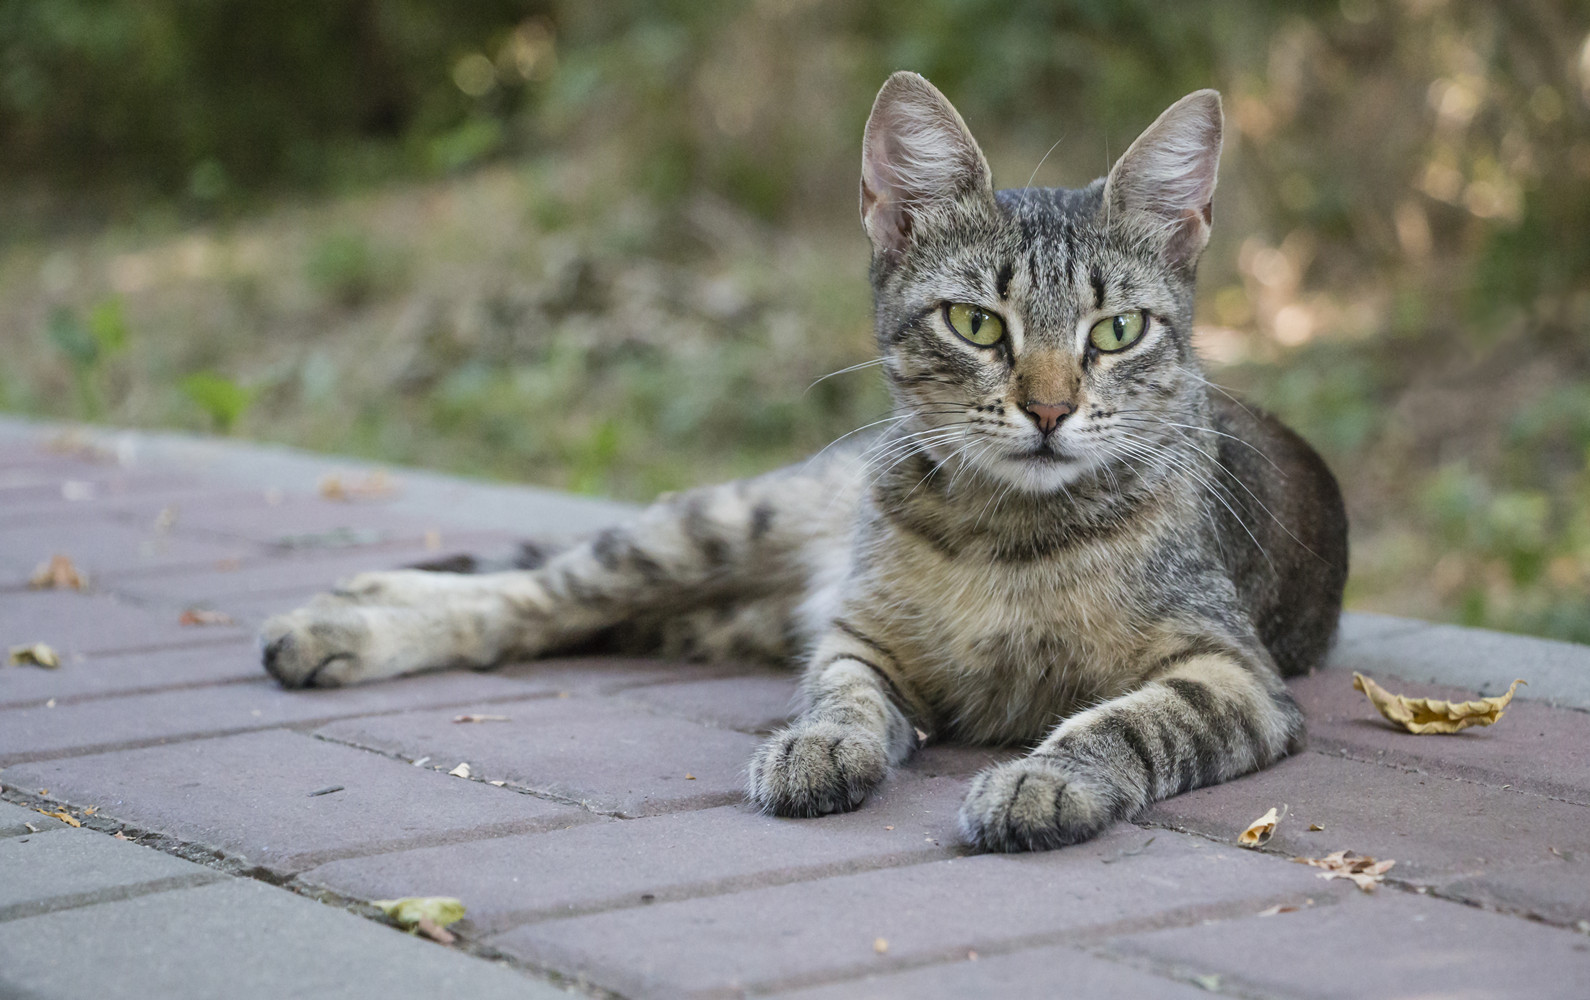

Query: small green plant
[45,299,129,419]
[181,372,255,433]
[305,231,380,307]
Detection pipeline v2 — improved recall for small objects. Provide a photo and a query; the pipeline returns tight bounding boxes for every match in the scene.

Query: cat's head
[861,72,1222,495]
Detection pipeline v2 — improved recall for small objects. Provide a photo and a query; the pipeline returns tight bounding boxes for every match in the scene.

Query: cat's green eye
[944,302,1006,346]
[1088,311,1147,353]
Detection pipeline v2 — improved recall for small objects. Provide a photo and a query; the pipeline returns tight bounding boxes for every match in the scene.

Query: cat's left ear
[1104,90,1224,270]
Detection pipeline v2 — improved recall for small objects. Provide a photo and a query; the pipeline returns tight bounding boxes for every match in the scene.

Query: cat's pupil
[1112,315,1126,342]
[970,310,983,333]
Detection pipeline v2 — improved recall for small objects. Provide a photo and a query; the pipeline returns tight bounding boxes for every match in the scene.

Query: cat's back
[1208,394,1348,676]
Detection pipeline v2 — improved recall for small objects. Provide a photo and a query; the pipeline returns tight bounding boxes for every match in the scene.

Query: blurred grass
[0,0,1587,644]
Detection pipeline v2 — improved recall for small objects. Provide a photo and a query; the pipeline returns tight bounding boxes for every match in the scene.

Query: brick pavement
[2,417,1589,999]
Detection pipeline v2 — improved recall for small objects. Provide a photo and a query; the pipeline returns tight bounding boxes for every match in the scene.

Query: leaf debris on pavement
[9,643,61,669]
[448,762,471,778]
[372,897,466,944]
[179,608,235,626]
[1353,672,1526,734]
[1292,850,1395,891]
[451,714,510,723]
[1102,836,1156,863]
[1238,806,1284,848]
[35,808,81,828]
[29,554,87,590]
[319,469,398,502]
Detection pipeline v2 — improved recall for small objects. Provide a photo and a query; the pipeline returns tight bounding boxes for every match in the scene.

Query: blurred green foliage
[0,0,1587,645]
[180,372,253,433]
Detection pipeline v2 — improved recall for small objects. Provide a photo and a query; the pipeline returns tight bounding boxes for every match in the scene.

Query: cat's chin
[987,449,1097,495]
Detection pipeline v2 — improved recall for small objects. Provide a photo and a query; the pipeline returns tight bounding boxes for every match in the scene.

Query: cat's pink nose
[1023,401,1074,435]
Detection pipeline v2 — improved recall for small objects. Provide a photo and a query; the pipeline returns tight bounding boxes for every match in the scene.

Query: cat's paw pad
[746,721,888,817]
[260,606,375,688]
[958,756,1117,852]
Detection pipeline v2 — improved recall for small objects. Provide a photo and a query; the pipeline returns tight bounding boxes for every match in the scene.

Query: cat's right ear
[861,72,993,258]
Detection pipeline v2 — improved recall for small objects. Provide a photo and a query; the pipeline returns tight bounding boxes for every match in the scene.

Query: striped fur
[260,73,1346,851]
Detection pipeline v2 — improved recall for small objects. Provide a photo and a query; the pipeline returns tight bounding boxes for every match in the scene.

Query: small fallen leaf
[1256,904,1300,917]
[372,897,466,931]
[884,825,895,831]
[82,806,97,815]
[29,554,86,590]
[412,756,430,767]
[448,763,471,778]
[488,780,507,787]
[112,831,127,840]
[1238,806,1283,848]
[35,808,80,828]
[23,823,39,833]
[873,937,889,955]
[319,469,398,502]
[9,643,61,669]
[1353,672,1526,734]
[1102,836,1157,863]
[1309,823,1325,832]
[685,773,696,780]
[1192,974,1222,992]
[1293,850,1395,891]
[451,714,510,724]
[179,608,235,627]
[414,916,455,944]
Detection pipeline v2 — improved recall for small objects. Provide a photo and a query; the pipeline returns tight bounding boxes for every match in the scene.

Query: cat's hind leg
[260,464,850,687]
[260,571,556,687]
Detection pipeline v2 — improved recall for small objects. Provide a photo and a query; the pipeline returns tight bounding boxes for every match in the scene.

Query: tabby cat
[261,72,1347,852]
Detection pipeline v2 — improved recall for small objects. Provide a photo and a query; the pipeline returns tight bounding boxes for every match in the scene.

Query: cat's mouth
[1011,445,1078,464]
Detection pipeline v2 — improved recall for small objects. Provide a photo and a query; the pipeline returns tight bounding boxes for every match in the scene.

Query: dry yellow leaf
[35,808,81,828]
[319,469,398,502]
[372,897,466,929]
[179,608,235,627]
[1238,806,1282,847]
[448,762,471,778]
[1353,673,1526,734]
[29,554,87,590]
[1293,850,1395,891]
[9,643,61,669]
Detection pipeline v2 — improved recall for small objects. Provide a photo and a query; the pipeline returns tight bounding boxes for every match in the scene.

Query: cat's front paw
[746,720,888,817]
[958,756,1118,852]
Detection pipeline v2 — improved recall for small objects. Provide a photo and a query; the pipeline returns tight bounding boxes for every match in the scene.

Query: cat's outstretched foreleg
[957,647,1304,851]
[746,625,922,816]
